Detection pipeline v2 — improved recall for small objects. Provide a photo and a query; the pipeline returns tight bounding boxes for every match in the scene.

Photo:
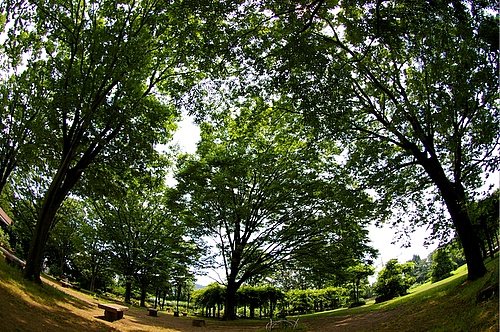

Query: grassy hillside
[0,253,498,332]
[299,256,499,331]
[0,257,115,331]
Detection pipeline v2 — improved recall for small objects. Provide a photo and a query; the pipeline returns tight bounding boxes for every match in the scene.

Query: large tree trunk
[440,185,486,280]
[24,182,68,282]
[223,279,239,320]
[24,152,85,282]
[421,157,486,280]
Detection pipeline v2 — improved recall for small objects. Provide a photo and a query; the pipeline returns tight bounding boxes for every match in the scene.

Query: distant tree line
[192,283,349,318]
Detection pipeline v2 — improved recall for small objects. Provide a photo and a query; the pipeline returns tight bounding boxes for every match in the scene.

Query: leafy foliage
[0,226,10,250]
[347,263,374,304]
[192,283,347,317]
[468,190,500,259]
[408,255,431,285]
[222,0,499,281]
[175,104,377,319]
[374,259,415,303]
[92,178,198,305]
[286,287,348,314]
[1,0,219,282]
[430,248,457,283]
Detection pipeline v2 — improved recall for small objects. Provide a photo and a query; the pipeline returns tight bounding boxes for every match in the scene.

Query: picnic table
[148,307,158,316]
[98,303,129,321]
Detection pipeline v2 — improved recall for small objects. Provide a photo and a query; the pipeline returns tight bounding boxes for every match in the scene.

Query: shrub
[0,227,11,251]
[374,259,415,303]
[349,300,366,308]
[430,248,457,283]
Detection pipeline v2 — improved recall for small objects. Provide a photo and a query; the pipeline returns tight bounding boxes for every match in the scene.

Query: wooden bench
[60,280,81,290]
[98,303,129,321]
[148,307,158,317]
[60,280,72,288]
[0,247,25,269]
[192,319,206,327]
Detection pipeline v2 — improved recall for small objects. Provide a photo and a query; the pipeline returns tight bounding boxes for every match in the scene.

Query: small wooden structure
[0,247,25,269]
[148,308,158,317]
[192,319,206,327]
[60,280,72,288]
[0,208,13,229]
[98,303,129,322]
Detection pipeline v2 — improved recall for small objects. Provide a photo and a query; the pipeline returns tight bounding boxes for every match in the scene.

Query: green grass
[0,257,68,303]
[0,253,497,331]
[294,256,498,331]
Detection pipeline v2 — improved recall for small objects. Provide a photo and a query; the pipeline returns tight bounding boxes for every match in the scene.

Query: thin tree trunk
[125,279,132,303]
[90,275,96,292]
[162,290,167,310]
[140,281,147,307]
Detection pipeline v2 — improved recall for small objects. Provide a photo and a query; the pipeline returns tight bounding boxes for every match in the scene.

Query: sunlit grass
[295,256,498,331]
[0,254,497,331]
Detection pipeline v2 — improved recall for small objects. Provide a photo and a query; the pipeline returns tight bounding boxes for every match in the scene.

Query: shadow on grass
[0,257,117,332]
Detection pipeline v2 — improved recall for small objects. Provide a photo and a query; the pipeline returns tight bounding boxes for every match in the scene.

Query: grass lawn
[296,256,499,331]
[0,253,497,331]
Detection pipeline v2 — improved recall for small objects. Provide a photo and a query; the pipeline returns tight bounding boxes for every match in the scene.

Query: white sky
[170,114,497,286]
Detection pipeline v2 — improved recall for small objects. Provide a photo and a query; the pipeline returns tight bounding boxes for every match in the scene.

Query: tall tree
[0,4,48,195]
[347,263,374,304]
[94,178,195,305]
[2,0,222,282]
[72,214,110,292]
[175,105,377,319]
[228,0,498,280]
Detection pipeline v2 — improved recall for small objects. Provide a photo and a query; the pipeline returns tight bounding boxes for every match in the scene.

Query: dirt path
[39,278,406,332]
[0,277,437,332]
[42,277,264,332]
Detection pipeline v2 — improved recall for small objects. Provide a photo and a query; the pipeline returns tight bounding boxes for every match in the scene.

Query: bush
[0,227,11,250]
[285,287,347,314]
[373,259,415,303]
[430,248,457,283]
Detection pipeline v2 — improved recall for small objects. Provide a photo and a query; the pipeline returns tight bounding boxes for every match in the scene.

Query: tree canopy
[214,0,499,281]
[174,104,378,319]
[1,0,223,281]
[0,0,497,321]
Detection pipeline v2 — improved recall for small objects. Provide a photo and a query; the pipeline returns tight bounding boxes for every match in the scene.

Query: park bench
[192,319,206,327]
[0,247,25,269]
[98,303,129,321]
[147,307,158,317]
[59,279,81,290]
[266,318,299,331]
